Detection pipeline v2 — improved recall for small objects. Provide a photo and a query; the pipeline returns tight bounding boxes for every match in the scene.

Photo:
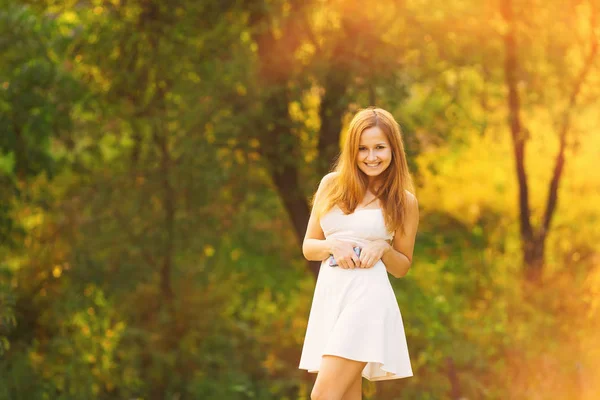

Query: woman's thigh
[311,355,367,400]
[341,373,362,400]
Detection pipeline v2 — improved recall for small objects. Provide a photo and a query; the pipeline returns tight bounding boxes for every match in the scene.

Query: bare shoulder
[312,171,339,206]
[404,190,418,206]
[316,171,339,192]
[321,171,339,185]
[404,190,419,217]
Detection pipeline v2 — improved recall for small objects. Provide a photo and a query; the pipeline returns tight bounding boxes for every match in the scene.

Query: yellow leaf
[204,245,215,257]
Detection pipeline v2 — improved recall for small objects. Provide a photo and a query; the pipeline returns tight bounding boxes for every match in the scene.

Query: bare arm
[302,173,336,261]
[302,173,360,268]
[381,191,419,278]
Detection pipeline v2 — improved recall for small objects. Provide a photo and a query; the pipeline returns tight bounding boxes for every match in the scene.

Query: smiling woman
[299,107,419,399]
[311,107,415,235]
[357,125,393,178]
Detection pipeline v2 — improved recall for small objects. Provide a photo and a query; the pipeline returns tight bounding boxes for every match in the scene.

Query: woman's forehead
[359,126,388,144]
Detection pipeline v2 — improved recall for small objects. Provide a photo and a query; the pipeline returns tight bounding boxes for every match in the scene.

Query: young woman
[298,107,419,400]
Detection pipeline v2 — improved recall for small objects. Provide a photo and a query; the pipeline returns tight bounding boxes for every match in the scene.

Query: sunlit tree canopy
[1,0,599,398]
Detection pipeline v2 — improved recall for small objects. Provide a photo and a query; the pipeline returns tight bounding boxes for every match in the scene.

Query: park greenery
[1,0,599,399]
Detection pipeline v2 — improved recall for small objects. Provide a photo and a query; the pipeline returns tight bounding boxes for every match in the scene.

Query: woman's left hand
[358,239,391,269]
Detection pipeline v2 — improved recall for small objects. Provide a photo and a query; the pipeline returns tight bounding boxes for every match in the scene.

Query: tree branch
[541,4,598,237]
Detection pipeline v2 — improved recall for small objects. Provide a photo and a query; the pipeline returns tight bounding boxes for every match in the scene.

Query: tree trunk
[501,0,537,282]
[446,356,463,400]
[317,60,351,177]
[259,88,320,278]
[248,3,335,279]
[153,126,175,303]
[523,235,544,283]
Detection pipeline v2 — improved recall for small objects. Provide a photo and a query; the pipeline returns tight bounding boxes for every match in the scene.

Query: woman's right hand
[327,239,361,269]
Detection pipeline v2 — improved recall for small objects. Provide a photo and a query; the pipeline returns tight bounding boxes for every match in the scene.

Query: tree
[501,0,599,282]
[0,1,84,356]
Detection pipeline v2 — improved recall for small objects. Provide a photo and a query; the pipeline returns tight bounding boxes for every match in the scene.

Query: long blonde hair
[313,107,415,235]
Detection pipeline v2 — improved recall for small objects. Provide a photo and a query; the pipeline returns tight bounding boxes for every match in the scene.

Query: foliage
[1,0,599,399]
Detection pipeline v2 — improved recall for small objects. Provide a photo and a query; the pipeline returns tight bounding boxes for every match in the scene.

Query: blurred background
[1,0,599,399]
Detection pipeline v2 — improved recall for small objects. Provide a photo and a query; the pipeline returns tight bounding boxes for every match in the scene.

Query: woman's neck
[367,179,382,194]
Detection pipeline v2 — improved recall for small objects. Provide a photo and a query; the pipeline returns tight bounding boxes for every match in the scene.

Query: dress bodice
[320,205,394,247]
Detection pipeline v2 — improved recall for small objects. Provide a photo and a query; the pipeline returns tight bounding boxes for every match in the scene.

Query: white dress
[298,205,413,381]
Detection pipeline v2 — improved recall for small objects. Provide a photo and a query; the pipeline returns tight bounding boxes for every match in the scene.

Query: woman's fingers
[348,256,357,269]
[358,247,385,268]
[359,251,369,268]
[331,242,360,269]
[333,248,380,269]
[359,254,378,269]
[340,257,353,269]
[340,248,360,269]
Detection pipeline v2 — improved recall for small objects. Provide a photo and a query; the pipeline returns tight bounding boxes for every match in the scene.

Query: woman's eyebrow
[359,143,387,146]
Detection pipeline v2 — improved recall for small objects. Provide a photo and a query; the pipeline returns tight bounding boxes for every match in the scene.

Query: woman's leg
[341,373,363,400]
[311,355,367,400]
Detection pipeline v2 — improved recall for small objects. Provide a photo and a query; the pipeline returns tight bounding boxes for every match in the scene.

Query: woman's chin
[361,169,382,177]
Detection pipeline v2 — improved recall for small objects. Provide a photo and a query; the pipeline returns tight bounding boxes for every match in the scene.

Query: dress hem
[298,353,413,382]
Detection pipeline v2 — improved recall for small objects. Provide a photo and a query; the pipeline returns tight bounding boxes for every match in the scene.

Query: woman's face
[356,126,392,180]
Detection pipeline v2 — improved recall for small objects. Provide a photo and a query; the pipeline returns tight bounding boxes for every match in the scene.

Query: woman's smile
[356,126,392,179]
